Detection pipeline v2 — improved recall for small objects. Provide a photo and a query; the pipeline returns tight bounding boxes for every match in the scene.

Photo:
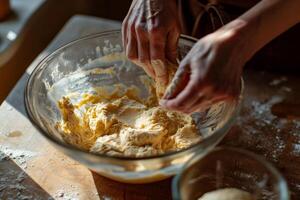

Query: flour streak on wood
[0,15,121,200]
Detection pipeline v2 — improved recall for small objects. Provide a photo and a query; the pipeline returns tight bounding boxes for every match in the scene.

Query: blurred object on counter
[0,0,132,103]
[0,0,10,21]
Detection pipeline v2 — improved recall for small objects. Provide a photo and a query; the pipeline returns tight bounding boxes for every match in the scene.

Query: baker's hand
[160,28,245,114]
[122,0,181,85]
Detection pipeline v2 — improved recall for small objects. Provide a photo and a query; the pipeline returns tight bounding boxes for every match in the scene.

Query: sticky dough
[57,55,201,157]
[57,75,200,157]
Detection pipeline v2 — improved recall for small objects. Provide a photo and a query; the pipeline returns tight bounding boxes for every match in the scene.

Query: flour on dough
[57,74,200,157]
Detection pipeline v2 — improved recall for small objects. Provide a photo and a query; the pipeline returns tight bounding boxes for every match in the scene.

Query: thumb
[162,62,190,101]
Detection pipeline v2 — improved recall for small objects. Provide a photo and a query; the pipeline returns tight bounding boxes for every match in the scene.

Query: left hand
[122,0,181,85]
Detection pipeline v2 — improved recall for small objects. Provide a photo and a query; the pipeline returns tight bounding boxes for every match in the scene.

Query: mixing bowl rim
[25,30,243,161]
[171,146,290,200]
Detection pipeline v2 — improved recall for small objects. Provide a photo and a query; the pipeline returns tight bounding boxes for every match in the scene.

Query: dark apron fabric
[178,0,300,71]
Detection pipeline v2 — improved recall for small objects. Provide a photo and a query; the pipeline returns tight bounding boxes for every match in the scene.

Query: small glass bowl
[172,147,289,200]
[25,30,243,183]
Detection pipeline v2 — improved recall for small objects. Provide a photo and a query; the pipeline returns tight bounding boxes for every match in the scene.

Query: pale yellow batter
[57,75,200,157]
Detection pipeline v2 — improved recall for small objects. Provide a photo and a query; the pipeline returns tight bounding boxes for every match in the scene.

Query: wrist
[220,19,259,64]
[208,19,254,72]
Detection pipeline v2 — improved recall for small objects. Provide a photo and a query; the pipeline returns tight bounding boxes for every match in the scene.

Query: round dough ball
[198,188,254,200]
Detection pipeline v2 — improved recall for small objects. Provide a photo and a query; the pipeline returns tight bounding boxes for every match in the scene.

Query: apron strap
[178,0,231,38]
[192,3,231,37]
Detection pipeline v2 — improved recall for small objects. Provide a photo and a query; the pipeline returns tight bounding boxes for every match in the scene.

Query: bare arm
[228,0,300,62]
[161,0,300,113]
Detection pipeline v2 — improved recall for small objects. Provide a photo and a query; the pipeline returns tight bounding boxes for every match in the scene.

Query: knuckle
[135,23,146,33]
[148,25,163,35]
[127,20,136,32]
[171,100,184,109]
[212,40,227,55]
[189,85,199,96]
[129,24,136,33]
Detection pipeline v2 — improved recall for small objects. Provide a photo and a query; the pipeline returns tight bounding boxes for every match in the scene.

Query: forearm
[221,0,300,62]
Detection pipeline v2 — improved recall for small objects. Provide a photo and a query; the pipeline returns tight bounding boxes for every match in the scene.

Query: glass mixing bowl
[172,147,289,200]
[25,30,243,183]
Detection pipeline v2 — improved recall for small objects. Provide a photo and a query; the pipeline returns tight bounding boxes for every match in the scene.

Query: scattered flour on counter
[54,188,80,200]
[251,95,283,121]
[0,146,37,169]
[293,144,300,152]
[6,104,13,111]
[236,95,288,163]
[269,76,287,86]
[0,146,41,199]
[250,97,280,128]
[280,86,292,93]
[0,169,33,200]
[0,151,9,161]
[293,120,300,129]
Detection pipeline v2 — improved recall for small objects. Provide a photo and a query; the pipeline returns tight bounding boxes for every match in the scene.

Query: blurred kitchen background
[0,0,131,102]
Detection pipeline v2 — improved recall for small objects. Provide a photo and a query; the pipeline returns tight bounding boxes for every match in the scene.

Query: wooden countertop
[0,15,299,200]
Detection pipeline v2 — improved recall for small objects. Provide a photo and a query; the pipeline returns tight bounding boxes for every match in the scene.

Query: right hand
[160,26,245,114]
[122,0,181,85]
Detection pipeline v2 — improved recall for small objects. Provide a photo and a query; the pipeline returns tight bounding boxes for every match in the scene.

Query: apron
[178,0,300,70]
